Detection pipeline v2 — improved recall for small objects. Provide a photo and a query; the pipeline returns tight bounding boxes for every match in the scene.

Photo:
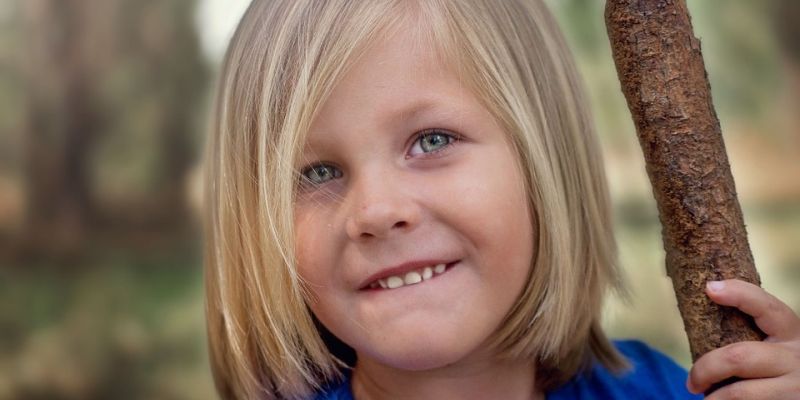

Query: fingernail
[707,280,725,292]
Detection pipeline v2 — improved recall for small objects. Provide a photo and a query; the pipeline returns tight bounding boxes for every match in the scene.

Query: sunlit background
[0,0,797,398]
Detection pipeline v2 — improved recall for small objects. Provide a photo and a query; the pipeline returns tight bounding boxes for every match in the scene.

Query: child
[203,0,800,399]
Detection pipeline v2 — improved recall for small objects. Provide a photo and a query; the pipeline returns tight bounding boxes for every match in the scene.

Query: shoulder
[547,340,704,400]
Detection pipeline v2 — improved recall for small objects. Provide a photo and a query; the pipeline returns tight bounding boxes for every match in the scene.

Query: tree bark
[604,0,766,370]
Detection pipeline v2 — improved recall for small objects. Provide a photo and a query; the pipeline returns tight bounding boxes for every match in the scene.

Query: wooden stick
[604,0,766,372]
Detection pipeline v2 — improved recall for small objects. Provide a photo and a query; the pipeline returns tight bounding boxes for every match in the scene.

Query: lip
[358,259,460,290]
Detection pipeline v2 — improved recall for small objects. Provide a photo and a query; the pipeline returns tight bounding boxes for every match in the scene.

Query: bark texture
[605,0,766,363]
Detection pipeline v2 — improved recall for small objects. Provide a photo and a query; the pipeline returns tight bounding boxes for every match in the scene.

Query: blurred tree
[96,1,208,231]
[142,2,208,229]
[773,0,800,148]
[16,0,208,259]
[774,0,800,65]
[20,0,114,256]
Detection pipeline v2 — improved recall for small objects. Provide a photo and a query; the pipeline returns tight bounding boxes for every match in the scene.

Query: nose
[344,171,420,240]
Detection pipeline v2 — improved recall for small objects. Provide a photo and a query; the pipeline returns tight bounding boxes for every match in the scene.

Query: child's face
[294,25,534,371]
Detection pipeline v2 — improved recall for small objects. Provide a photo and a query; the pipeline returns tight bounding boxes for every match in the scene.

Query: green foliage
[687,0,782,124]
[0,242,214,400]
[547,0,785,137]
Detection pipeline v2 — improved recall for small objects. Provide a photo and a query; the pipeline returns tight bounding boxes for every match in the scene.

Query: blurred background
[0,0,797,398]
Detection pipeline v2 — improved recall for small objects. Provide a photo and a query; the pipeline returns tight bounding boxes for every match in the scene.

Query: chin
[360,334,478,371]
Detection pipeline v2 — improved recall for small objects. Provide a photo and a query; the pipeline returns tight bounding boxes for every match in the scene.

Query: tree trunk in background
[16,0,207,256]
[139,1,207,228]
[774,0,800,149]
[605,0,766,390]
[21,0,100,256]
[775,0,800,65]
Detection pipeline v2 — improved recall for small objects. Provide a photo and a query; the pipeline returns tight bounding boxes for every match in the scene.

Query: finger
[687,341,795,394]
[706,279,800,340]
[704,376,800,400]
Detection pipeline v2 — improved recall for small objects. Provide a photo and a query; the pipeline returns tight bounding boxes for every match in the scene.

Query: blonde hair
[204,0,627,398]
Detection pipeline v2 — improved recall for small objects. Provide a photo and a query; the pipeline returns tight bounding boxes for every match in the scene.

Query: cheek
[293,210,333,286]
[294,218,338,319]
[459,150,535,281]
[452,152,533,247]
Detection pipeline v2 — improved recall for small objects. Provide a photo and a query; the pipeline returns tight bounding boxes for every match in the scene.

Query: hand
[686,279,800,399]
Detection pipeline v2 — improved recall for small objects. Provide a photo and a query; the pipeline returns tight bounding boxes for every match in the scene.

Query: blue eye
[300,163,342,186]
[409,130,457,156]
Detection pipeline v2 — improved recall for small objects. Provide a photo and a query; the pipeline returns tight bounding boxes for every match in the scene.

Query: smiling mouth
[365,262,457,291]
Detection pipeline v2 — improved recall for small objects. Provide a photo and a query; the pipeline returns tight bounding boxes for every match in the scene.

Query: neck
[351,354,544,400]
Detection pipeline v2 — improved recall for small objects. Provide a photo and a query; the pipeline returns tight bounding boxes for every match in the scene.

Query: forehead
[305,21,483,148]
[330,26,451,106]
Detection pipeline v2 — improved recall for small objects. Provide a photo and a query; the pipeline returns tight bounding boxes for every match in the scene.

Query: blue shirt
[313,340,703,399]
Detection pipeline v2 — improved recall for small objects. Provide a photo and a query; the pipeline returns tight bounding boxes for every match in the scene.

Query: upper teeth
[370,263,448,290]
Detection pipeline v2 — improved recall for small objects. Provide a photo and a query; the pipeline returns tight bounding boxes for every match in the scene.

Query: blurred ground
[0,0,797,399]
